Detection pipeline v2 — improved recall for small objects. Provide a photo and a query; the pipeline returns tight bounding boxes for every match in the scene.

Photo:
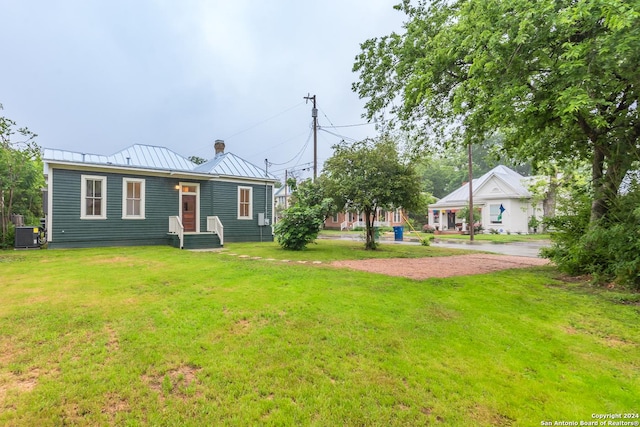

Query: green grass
[0,246,638,426]
[224,239,475,262]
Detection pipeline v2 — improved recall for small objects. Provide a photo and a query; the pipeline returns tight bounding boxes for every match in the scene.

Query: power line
[224,101,305,140]
[319,127,359,142]
[268,126,313,166]
[320,122,373,129]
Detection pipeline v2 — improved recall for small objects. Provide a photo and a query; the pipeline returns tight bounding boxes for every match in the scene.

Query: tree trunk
[543,173,557,220]
[364,208,377,250]
[590,141,630,224]
[590,144,607,223]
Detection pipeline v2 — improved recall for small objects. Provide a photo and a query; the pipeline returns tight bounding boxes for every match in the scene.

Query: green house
[43,140,276,249]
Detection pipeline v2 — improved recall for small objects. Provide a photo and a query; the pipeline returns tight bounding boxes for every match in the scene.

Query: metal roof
[43,144,276,181]
[109,144,196,170]
[193,152,278,180]
[431,165,531,207]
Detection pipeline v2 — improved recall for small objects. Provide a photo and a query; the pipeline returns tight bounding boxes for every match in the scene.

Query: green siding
[50,169,184,248]
[212,181,274,243]
[49,168,273,248]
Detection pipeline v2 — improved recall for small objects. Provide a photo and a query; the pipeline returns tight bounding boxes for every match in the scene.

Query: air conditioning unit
[15,227,40,249]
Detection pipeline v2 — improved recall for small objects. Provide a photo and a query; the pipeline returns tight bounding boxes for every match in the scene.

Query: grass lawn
[223,239,476,262]
[0,244,638,426]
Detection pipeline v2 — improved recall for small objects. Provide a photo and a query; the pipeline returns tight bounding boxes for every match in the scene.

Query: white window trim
[122,178,146,219]
[81,174,107,220]
[238,186,253,220]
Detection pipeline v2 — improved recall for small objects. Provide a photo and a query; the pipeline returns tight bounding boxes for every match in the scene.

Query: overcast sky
[1,1,405,181]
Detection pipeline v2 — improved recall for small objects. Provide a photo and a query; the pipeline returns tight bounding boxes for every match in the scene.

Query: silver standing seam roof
[43,144,277,181]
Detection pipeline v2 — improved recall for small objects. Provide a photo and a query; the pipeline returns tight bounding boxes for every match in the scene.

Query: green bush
[274,205,325,251]
[0,223,15,249]
[542,185,640,289]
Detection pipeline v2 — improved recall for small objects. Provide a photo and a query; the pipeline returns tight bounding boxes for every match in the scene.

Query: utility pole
[304,94,318,181]
[468,142,475,242]
[284,169,288,209]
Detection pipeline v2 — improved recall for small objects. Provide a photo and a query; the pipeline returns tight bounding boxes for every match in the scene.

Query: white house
[428,165,543,234]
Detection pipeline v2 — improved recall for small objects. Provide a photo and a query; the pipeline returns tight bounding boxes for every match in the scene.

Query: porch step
[168,233,222,249]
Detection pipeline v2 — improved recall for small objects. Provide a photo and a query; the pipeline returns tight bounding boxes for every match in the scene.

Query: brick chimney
[214,139,225,156]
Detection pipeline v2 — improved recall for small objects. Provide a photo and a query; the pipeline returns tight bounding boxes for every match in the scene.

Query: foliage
[322,137,423,250]
[0,105,43,248]
[353,0,640,225]
[457,206,481,224]
[187,155,207,165]
[274,180,333,250]
[422,224,435,233]
[543,182,640,289]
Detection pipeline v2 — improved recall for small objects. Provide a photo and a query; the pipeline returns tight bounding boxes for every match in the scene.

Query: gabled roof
[430,165,531,208]
[194,152,277,180]
[109,144,196,170]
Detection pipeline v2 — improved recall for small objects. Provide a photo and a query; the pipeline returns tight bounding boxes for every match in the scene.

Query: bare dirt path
[330,254,550,280]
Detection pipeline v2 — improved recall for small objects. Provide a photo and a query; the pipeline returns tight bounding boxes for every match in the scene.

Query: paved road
[430,239,549,258]
[319,234,550,258]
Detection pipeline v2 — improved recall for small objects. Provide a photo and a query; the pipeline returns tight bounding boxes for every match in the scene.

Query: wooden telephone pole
[304,94,318,181]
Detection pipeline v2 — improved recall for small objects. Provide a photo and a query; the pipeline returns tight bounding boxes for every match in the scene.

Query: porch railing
[206,216,224,246]
[350,220,391,229]
[169,216,184,249]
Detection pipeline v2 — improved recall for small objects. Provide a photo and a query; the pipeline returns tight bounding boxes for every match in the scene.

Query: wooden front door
[182,194,196,232]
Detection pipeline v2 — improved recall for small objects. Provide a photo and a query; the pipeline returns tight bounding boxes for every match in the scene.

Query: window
[332,213,339,223]
[393,209,401,223]
[81,175,107,219]
[490,204,504,224]
[238,186,252,219]
[122,178,145,219]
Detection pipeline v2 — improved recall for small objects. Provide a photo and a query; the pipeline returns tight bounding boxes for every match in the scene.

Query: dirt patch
[330,254,550,280]
[142,364,202,400]
[0,368,40,405]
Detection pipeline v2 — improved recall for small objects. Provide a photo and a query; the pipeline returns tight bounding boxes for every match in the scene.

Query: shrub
[274,179,334,251]
[274,205,325,251]
[422,224,435,233]
[0,223,15,249]
[542,183,640,289]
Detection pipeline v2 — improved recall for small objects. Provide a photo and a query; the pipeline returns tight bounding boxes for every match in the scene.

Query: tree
[322,137,423,250]
[353,0,640,225]
[188,155,207,165]
[274,179,334,251]
[1,105,43,247]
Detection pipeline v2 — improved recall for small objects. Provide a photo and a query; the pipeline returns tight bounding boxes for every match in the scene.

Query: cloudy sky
[1,1,405,181]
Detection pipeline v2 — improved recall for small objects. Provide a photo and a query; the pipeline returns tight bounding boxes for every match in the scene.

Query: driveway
[319,233,550,258]
[431,238,550,258]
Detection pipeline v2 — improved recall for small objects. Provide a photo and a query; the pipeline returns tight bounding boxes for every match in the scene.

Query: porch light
[174,185,180,190]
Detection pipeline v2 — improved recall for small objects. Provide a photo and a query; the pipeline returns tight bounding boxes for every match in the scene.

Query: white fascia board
[45,160,215,180]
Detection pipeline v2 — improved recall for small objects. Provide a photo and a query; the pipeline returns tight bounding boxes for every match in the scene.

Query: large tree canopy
[1,105,42,247]
[321,137,423,249]
[353,0,640,223]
